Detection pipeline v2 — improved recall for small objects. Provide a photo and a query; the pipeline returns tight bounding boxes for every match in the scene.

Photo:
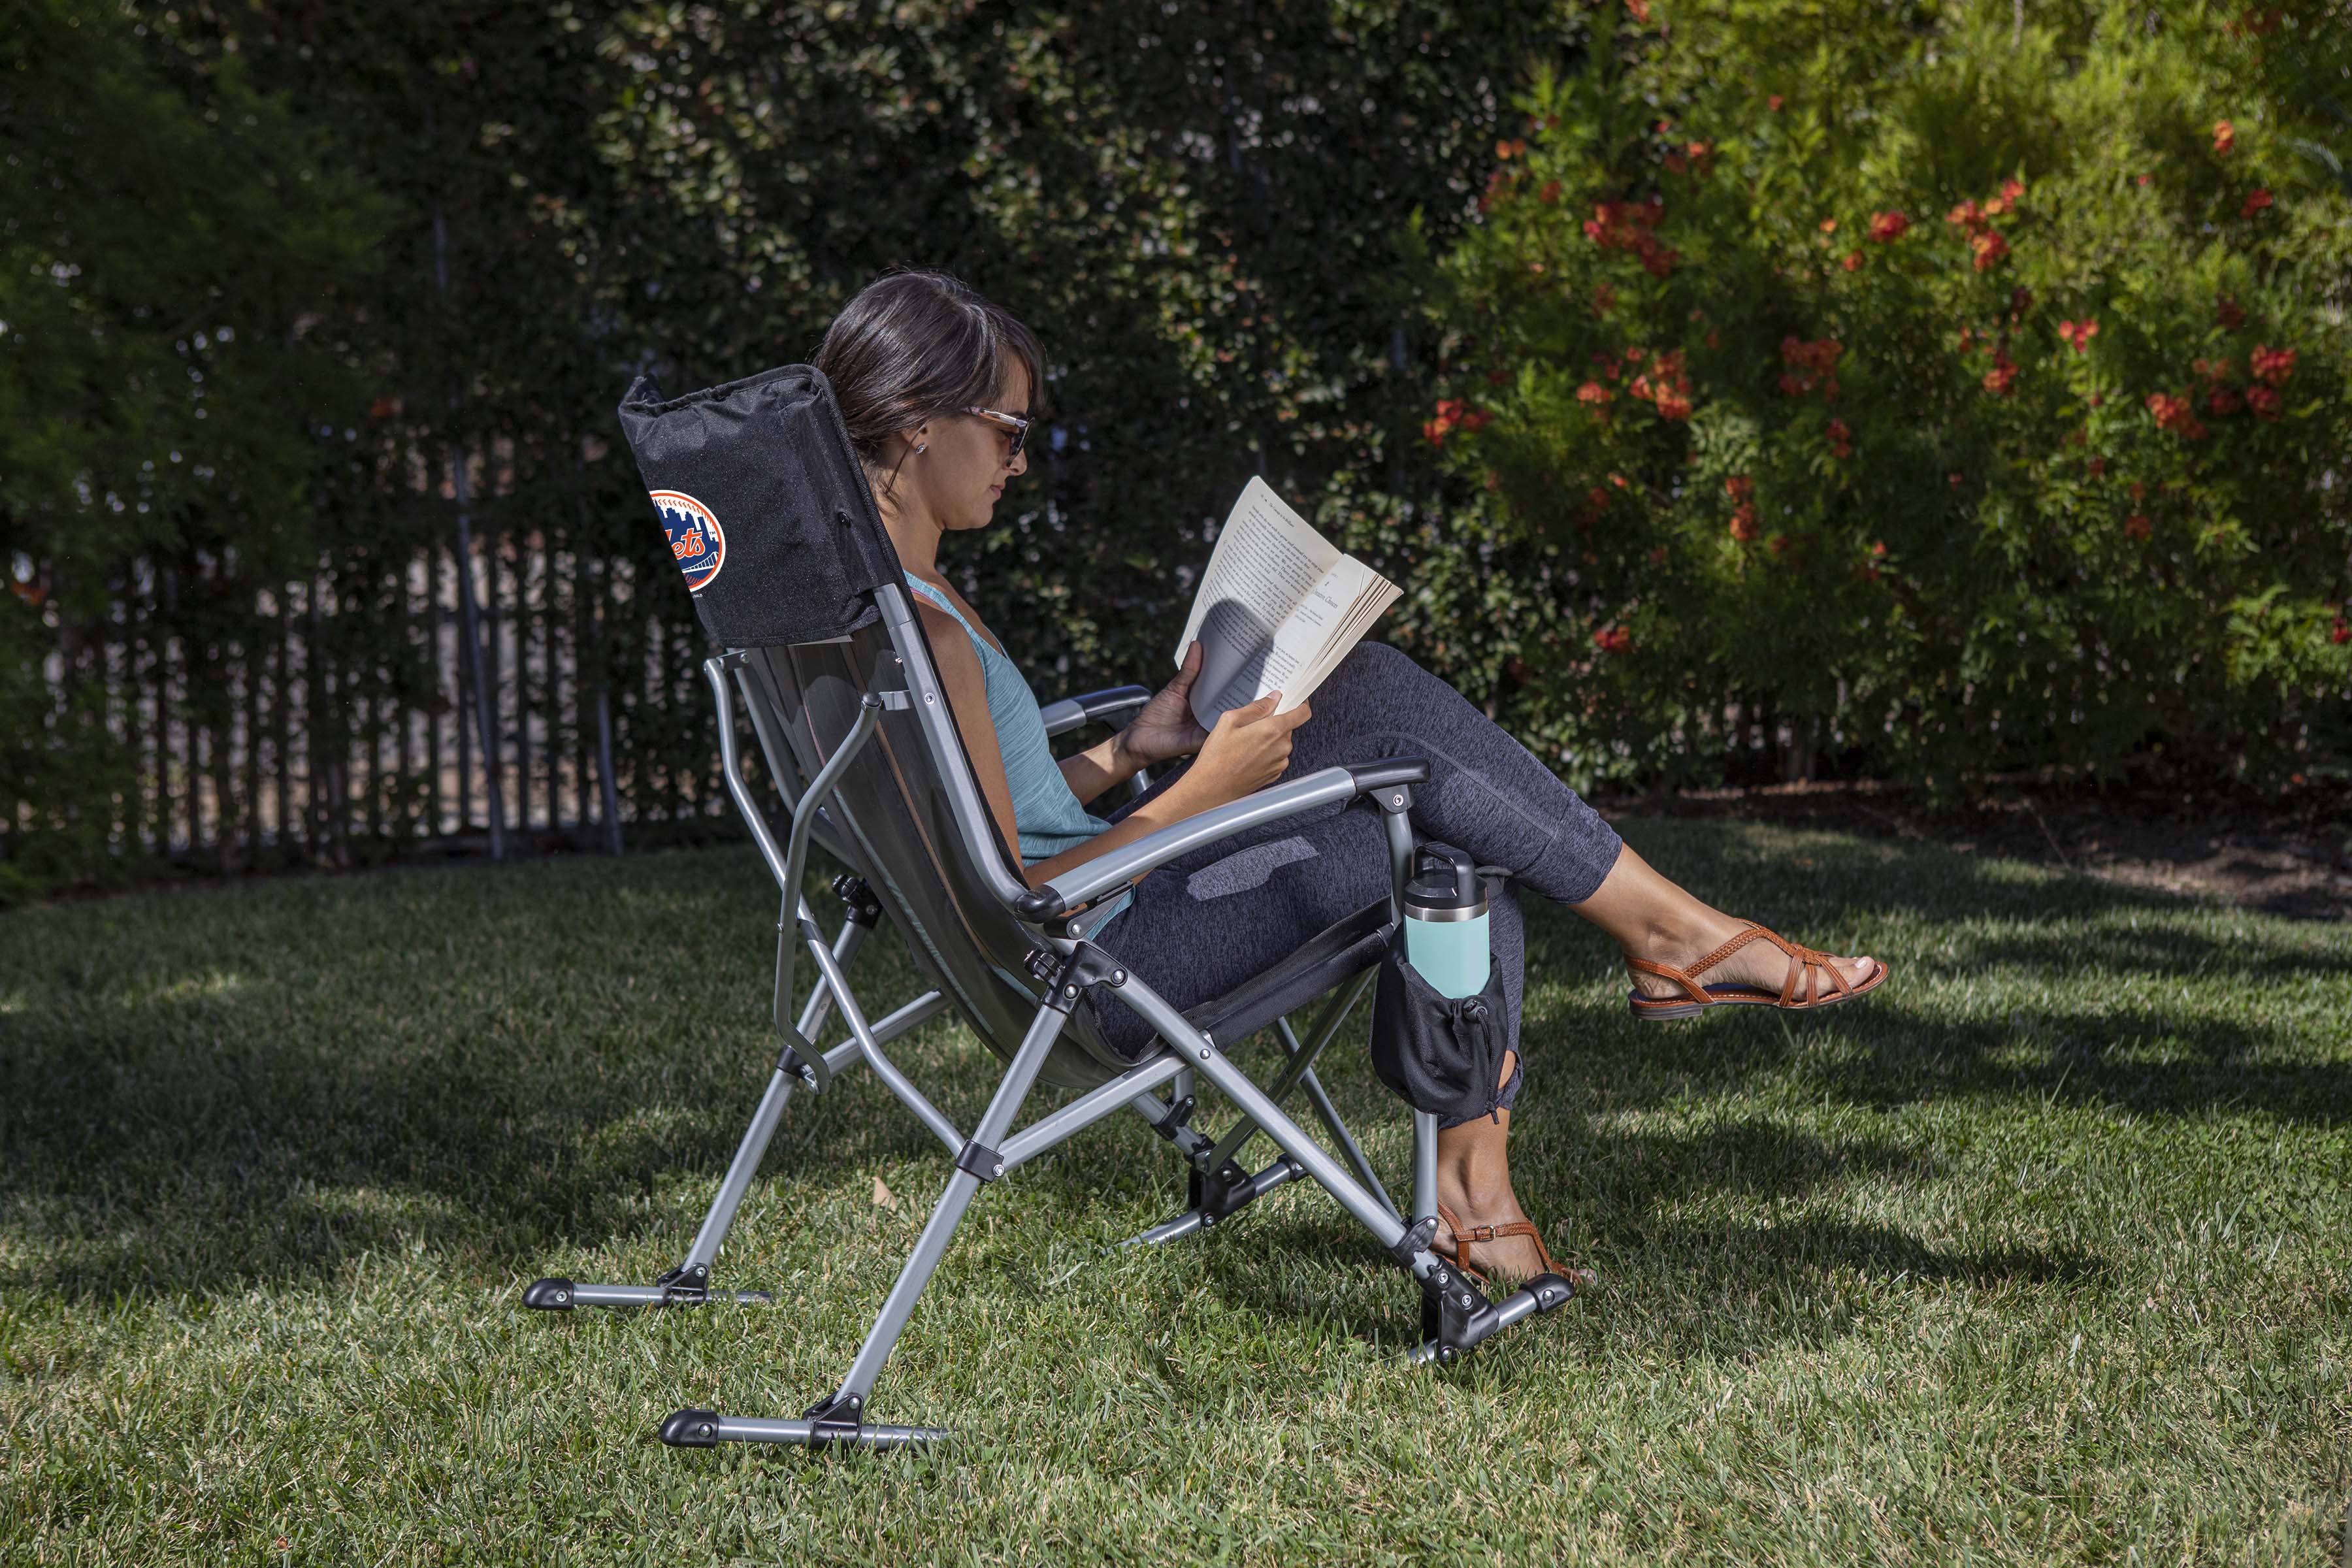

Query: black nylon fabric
[1367,947,1514,1124]
[616,365,903,647]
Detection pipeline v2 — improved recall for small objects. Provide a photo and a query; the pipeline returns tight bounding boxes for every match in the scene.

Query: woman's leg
[1105,641,1876,1277]
[1202,642,1878,1002]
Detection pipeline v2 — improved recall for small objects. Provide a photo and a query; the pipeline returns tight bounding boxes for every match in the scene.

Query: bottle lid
[1403,845,1486,915]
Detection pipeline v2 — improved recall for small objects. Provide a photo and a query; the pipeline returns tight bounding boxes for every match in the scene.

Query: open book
[1173,477,1402,730]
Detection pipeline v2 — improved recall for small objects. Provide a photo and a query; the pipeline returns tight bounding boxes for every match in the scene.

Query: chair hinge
[1041,942,1128,1015]
[777,1032,830,1094]
[653,1262,710,1305]
[830,874,883,926]
[1387,1214,1439,1271]
[1150,1095,1196,1142]
[954,1140,1006,1183]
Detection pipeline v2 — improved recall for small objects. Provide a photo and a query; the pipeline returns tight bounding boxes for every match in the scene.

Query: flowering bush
[1420,0,2352,791]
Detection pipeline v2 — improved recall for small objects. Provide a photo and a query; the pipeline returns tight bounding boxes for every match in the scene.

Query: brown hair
[814,269,1044,476]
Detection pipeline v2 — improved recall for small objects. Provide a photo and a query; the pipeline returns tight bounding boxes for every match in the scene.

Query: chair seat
[1179,898,1394,1049]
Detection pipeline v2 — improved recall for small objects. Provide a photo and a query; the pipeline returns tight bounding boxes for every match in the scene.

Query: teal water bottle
[1401,845,1490,999]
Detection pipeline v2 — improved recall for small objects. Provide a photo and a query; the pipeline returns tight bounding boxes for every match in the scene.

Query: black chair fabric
[618,365,903,648]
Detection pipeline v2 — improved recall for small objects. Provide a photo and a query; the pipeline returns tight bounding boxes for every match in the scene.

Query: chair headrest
[617,364,904,647]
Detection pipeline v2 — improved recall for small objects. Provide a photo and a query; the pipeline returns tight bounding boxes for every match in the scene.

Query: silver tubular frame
[634,612,1575,1454]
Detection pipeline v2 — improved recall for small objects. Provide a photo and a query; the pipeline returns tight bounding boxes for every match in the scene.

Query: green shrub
[1421,0,2352,792]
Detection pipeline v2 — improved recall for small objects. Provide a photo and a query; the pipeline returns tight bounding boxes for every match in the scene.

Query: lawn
[2,821,2346,1564]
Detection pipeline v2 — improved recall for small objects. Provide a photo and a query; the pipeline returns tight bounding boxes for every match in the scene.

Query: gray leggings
[1091,642,1624,1124]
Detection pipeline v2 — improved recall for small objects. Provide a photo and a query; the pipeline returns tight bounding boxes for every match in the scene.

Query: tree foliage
[1424,0,2352,792]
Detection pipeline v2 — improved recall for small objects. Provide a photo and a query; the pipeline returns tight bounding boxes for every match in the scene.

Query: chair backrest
[733,593,1141,1092]
[618,361,1144,1091]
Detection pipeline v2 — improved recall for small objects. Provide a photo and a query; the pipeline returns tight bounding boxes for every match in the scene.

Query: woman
[816,269,1887,1286]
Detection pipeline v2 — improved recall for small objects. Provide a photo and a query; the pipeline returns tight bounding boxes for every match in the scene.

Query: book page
[1176,478,1344,727]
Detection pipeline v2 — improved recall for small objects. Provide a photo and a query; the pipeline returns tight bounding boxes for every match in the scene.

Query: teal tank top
[904,575,1134,934]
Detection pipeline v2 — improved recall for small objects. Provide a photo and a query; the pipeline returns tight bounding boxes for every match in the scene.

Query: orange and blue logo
[652,490,725,592]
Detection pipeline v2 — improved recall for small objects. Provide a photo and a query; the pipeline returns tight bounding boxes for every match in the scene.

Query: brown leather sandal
[1435,1201,1598,1291]
[1627,922,1887,1022]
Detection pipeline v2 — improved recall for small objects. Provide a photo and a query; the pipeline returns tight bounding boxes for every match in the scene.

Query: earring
[915,442,927,454]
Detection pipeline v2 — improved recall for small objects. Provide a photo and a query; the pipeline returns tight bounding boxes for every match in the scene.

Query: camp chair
[525,363,1578,1450]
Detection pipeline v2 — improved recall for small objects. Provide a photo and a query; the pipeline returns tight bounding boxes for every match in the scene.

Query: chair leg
[525,907,946,1313]
[661,973,1076,1448]
[1113,971,1580,1367]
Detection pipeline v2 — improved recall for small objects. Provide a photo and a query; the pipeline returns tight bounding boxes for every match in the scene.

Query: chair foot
[521,1275,774,1311]
[658,1406,950,1449]
[1120,1155,1305,1248]
[1409,1269,1580,1366]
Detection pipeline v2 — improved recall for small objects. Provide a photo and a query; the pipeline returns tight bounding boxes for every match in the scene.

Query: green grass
[3,821,2346,1565]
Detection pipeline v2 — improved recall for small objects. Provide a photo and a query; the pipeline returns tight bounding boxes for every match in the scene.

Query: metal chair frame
[524,582,1576,1448]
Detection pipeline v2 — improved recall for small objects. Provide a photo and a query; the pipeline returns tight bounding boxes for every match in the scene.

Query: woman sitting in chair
[817,268,1888,1288]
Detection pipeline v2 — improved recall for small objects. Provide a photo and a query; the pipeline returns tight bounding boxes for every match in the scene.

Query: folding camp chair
[523,363,1579,1449]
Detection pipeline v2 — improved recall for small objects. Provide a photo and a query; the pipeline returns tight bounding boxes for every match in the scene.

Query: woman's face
[908,355,1031,534]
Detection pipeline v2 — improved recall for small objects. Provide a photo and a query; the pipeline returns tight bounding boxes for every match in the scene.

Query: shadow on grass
[0,825,2343,1313]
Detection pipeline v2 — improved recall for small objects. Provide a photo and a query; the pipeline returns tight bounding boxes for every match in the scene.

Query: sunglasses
[963,405,1031,460]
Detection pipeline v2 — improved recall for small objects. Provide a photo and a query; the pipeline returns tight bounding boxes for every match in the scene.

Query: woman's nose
[1007,444,1028,478]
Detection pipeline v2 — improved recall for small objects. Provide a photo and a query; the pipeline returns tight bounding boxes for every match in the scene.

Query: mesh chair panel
[739,627,1136,1093]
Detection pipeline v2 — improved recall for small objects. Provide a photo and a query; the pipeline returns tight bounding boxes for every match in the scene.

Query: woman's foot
[1624,911,1878,1006]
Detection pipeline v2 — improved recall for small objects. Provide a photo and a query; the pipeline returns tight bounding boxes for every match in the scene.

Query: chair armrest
[1039,684,1152,738]
[1011,758,1430,921]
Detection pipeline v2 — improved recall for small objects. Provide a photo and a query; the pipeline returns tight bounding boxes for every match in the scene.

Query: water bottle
[1401,845,1490,999]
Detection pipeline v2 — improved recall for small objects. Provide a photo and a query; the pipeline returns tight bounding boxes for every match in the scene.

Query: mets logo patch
[652,490,726,592]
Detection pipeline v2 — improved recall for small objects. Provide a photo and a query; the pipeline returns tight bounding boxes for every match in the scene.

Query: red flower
[2125,514,2152,540]
[1729,504,1760,542]
[1593,625,1633,654]
[2145,393,2208,439]
[2209,387,2244,416]
[2128,481,2146,499]
[2213,120,2236,157]
[1946,200,1984,227]
[2087,457,2106,477]
[1867,210,1910,242]
[1423,398,1466,446]
[2241,187,2273,217]
[1624,0,1650,23]
[2333,615,2351,645]
[1842,250,1864,272]
[2250,344,2296,386]
[1983,359,2019,397]
[1576,381,1614,408]
[1827,418,1853,458]
[1767,534,1795,561]
[2217,295,2246,329]
[1724,476,1754,500]
[1970,229,2010,270]
[1539,179,1562,204]
[2246,384,2283,419]
[1654,392,1693,420]
[1495,138,1526,159]
[1767,94,1784,112]
[1586,486,1610,510]
[2000,178,2025,202]
[2057,318,2101,353]
[368,397,397,421]
[2136,172,2153,188]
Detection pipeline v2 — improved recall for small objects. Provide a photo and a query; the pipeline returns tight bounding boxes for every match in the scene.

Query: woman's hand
[1116,640,1213,770]
[1170,690,1313,811]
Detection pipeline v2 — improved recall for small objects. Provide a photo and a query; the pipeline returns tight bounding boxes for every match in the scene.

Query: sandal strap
[1625,955,1712,1007]
[1437,1204,1588,1286]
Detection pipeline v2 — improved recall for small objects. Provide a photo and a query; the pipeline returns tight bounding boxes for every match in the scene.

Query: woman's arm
[921,602,1304,895]
[1056,732,1140,808]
